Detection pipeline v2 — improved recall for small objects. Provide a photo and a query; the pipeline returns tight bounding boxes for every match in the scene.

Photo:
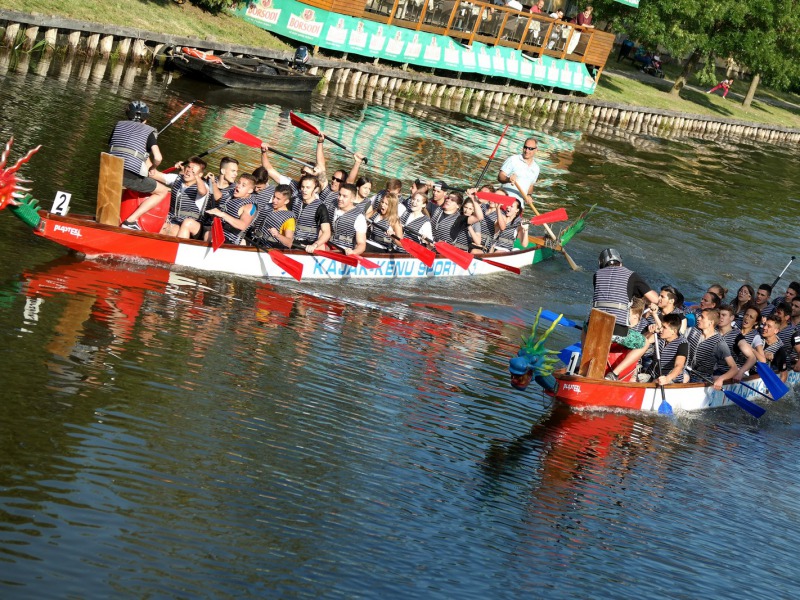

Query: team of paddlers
[106,100,800,390]
[590,248,800,388]
[108,101,542,257]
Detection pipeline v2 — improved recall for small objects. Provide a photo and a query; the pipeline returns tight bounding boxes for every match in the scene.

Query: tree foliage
[187,0,244,14]
[593,0,800,93]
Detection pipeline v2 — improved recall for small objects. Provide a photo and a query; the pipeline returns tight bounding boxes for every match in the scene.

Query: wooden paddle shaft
[511,179,557,241]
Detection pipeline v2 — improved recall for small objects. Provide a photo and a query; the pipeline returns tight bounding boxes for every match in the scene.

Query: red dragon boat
[0,140,587,282]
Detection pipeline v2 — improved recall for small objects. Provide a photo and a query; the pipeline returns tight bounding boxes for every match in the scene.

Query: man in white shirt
[506,0,523,10]
[497,137,540,207]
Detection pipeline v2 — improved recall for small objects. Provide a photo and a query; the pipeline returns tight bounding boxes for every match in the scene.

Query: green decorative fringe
[9,194,41,229]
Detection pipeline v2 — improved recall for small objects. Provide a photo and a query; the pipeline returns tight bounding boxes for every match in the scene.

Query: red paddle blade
[314,248,359,267]
[434,242,473,270]
[224,126,262,148]
[289,112,321,136]
[480,258,521,274]
[354,255,380,269]
[476,191,515,208]
[401,237,435,268]
[530,207,568,225]
[211,217,224,252]
[268,249,303,281]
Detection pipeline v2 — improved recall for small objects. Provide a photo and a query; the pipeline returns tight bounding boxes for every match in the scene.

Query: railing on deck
[357,0,614,70]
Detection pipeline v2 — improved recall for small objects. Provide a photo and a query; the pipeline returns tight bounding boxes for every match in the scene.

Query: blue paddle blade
[755,362,790,400]
[540,309,581,330]
[657,395,673,415]
[724,390,766,418]
[558,343,582,366]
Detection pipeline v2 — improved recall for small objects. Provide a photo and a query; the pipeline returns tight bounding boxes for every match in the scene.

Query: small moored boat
[168,47,322,93]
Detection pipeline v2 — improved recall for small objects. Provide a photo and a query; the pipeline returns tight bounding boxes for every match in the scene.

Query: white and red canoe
[545,308,786,414]
[32,210,551,281]
[552,369,771,413]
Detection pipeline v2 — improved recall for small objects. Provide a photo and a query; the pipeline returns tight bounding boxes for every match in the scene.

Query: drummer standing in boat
[497,137,539,210]
[111,100,169,230]
[592,248,659,337]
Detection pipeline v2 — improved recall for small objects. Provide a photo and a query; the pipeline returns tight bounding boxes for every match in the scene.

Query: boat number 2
[51,191,72,216]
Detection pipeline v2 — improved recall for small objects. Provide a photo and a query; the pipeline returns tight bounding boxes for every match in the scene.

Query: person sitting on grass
[706,78,734,98]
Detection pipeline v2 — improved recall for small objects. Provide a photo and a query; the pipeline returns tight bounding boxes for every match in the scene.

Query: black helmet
[598,248,622,269]
[126,100,149,122]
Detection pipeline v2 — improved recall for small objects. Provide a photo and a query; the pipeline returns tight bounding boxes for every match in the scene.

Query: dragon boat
[509,308,791,417]
[0,140,590,282]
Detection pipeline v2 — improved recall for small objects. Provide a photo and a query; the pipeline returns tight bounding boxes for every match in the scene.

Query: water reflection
[2,43,800,598]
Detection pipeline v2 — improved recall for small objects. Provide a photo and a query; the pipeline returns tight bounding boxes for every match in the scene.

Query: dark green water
[0,50,799,598]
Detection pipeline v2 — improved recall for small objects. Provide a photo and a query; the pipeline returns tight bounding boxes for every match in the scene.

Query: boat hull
[553,369,774,413]
[171,54,322,92]
[34,212,546,280]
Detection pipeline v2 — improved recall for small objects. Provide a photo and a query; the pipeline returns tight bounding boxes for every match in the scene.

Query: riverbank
[1,2,799,141]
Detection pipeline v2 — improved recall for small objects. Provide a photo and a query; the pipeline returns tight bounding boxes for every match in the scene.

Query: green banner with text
[235,0,597,94]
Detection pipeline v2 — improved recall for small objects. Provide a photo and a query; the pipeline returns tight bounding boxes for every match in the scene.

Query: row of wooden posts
[3,17,799,145]
[2,22,155,62]
[314,65,800,144]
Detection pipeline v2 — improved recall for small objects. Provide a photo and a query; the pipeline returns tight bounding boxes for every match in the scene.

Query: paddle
[686,368,766,418]
[268,249,304,281]
[473,124,509,189]
[289,112,368,164]
[476,190,515,208]
[511,180,579,271]
[755,361,790,400]
[770,256,795,289]
[530,207,568,226]
[314,247,360,267]
[737,380,781,402]
[652,336,673,415]
[328,243,380,269]
[158,101,195,136]
[540,309,583,330]
[223,126,315,169]
[163,140,236,175]
[418,235,473,270]
[211,216,224,252]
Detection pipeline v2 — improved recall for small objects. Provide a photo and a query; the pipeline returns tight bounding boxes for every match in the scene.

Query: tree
[595,0,800,98]
[725,0,800,106]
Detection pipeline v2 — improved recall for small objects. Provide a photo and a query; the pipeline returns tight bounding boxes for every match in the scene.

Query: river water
[1,51,799,598]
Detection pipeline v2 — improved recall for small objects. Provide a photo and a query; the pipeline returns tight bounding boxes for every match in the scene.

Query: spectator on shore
[530,0,545,13]
[576,5,594,27]
[707,78,734,98]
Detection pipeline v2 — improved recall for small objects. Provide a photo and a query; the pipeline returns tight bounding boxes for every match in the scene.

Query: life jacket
[256,209,295,249]
[592,266,633,327]
[220,194,254,244]
[332,208,362,250]
[401,213,431,244]
[168,178,204,223]
[182,47,225,64]
[109,120,156,177]
[293,196,326,244]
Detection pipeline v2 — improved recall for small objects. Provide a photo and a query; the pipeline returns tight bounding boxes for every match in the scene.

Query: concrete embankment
[2,8,798,145]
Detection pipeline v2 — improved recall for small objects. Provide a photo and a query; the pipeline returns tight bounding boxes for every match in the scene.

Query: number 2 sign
[51,191,72,215]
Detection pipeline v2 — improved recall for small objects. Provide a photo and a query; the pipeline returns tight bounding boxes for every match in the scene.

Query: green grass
[0,0,291,50]
[597,59,800,129]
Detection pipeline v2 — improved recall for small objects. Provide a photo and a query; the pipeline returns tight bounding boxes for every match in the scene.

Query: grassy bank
[596,61,800,129]
[0,0,291,50]
[3,1,800,129]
